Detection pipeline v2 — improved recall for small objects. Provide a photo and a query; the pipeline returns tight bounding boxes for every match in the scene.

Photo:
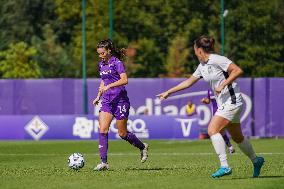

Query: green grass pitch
[0,139,283,189]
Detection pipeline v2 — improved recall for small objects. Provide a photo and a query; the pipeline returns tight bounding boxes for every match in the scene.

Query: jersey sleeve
[115,60,126,74]
[215,55,232,72]
[192,64,203,79]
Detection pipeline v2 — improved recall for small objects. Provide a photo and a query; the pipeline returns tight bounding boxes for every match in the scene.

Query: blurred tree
[164,35,190,77]
[184,18,207,74]
[0,0,56,48]
[54,0,109,78]
[123,43,143,77]
[225,0,284,77]
[0,0,283,78]
[0,42,41,78]
[134,38,166,77]
[32,24,74,78]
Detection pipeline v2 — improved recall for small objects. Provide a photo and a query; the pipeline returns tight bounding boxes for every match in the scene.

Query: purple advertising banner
[0,78,283,138]
[0,115,199,140]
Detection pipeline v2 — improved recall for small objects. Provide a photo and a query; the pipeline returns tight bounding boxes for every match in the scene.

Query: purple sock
[222,133,232,147]
[122,132,145,150]
[99,133,108,163]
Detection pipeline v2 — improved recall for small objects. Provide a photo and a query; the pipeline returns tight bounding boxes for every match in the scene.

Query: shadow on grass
[124,167,190,171]
[255,175,284,179]
[230,175,284,180]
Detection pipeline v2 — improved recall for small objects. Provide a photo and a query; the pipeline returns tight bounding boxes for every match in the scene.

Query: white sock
[210,133,229,167]
[238,138,257,163]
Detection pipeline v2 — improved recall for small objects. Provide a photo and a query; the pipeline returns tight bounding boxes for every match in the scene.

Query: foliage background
[0,0,283,78]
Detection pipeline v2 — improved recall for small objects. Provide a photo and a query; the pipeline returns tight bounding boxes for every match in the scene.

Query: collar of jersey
[200,54,211,65]
[101,56,115,65]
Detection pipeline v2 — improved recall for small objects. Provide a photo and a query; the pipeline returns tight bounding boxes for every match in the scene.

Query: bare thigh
[226,123,244,143]
[116,119,128,138]
[99,111,113,133]
[207,115,231,136]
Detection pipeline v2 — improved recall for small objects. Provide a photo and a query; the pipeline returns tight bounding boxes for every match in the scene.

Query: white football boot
[94,162,109,171]
[140,143,149,163]
[228,146,235,154]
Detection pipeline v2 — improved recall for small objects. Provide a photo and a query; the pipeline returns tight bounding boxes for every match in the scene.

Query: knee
[118,130,127,139]
[207,128,219,137]
[99,125,109,134]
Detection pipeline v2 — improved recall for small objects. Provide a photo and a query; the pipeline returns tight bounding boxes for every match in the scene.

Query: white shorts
[215,103,243,123]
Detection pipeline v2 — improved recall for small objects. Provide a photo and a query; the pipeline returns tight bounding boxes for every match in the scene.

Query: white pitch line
[0,152,283,156]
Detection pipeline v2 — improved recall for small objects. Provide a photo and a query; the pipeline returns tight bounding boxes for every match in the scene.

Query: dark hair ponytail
[194,35,215,53]
[97,39,125,60]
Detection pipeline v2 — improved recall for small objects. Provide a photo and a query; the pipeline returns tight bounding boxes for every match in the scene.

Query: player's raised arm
[156,75,200,100]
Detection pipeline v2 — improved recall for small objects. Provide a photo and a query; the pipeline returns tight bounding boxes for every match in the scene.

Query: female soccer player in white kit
[157,35,264,178]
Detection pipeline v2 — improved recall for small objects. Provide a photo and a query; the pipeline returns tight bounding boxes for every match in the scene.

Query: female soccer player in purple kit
[157,35,264,178]
[201,89,235,154]
[93,39,149,171]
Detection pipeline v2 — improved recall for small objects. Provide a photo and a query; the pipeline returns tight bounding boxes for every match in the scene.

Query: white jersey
[193,54,243,107]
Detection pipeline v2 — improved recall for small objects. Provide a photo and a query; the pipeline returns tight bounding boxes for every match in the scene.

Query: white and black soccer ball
[68,153,85,170]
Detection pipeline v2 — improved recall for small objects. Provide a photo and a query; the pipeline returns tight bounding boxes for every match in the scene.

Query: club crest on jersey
[208,66,213,73]
[100,70,112,75]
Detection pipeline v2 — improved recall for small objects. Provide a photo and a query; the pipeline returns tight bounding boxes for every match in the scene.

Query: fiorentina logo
[25,116,49,140]
[73,117,93,139]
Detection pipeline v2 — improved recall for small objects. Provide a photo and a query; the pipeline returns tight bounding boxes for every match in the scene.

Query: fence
[0,78,283,139]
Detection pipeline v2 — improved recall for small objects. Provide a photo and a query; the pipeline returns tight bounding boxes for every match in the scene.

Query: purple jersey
[99,56,129,103]
[207,89,218,114]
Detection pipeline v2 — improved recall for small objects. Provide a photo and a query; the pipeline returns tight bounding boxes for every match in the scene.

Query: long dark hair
[97,39,125,60]
[194,35,215,53]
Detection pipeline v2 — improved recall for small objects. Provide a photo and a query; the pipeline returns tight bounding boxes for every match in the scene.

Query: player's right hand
[201,97,210,104]
[92,97,100,105]
[156,91,170,100]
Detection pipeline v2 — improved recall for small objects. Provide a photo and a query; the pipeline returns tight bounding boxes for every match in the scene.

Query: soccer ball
[68,153,85,170]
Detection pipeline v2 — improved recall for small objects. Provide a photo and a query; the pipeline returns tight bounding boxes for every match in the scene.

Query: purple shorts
[100,100,130,120]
